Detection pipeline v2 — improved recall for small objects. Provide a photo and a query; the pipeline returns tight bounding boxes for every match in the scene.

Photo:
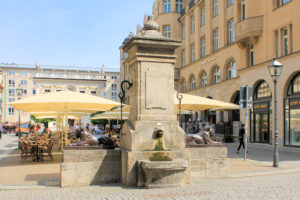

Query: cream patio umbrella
[91,112,129,120]
[10,91,120,113]
[36,115,80,120]
[10,91,120,147]
[114,93,240,113]
[174,93,240,111]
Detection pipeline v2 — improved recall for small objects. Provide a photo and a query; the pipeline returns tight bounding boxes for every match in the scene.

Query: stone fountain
[121,16,190,188]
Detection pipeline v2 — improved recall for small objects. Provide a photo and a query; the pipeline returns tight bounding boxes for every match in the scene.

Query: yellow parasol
[174,93,240,111]
[91,112,129,120]
[10,91,119,112]
[114,93,240,113]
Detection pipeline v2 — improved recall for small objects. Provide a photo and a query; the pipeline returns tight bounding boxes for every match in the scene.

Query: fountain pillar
[121,16,190,187]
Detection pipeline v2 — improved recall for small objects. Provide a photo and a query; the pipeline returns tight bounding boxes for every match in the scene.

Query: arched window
[254,81,271,100]
[227,60,237,79]
[213,66,221,84]
[201,71,207,87]
[181,79,186,92]
[285,73,300,146]
[190,75,196,90]
[288,73,300,96]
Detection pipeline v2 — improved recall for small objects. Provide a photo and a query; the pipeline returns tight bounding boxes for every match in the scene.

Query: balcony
[34,72,106,81]
[235,15,264,48]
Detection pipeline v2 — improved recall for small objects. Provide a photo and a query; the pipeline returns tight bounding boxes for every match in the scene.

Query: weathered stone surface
[140,159,188,188]
[187,147,229,179]
[61,149,121,187]
[120,21,189,188]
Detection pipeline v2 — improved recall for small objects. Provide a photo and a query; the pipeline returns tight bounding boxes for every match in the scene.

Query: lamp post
[16,85,23,138]
[268,58,283,168]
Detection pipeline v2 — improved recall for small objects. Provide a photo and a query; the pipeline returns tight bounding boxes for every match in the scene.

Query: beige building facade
[0,63,120,126]
[148,0,300,147]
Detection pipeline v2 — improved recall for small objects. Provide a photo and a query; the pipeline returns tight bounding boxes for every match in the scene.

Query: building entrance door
[255,113,270,143]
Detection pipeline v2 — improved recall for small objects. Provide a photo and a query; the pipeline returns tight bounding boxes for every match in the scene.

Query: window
[176,0,183,12]
[44,89,51,93]
[9,70,15,76]
[241,0,246,20]
[79,74,85,79]
[56,89,62,92]
[182,49,186,67]
[8,80,15,87]
[67,74,73,78]
[33,89,36,95]
[23,89,27,95]
[288,73,300,95]
[279,0,291,6]
[190,75,196,90]
[213,67,221,84]
[200,37,206,58]
[191,43,195,62]
[200,7,206,26]
[112,84,117,91]
[79,90,85,94]
[111,92,117,99]
[8,89,15,96]
[8,98,15,103]
[213,0,219,17]
[227,0,234,7]
[21,71,27,76]
[213,29,219,51]
[182,23,185,39]
[282,27,289,56]
[163,0,171,13]
[249,44,254,66]
[201,72,208,87]
[163,25,171,38]
[111,75,118,80]
[181,79,186,92]
[190,15,195,34]
[254,81,271,99]
[227,60,237,79]
[8,107,14,115]
[103,92,107,97]
[228,19,234,44]
[21,80,27,86]
[90,90,97,95]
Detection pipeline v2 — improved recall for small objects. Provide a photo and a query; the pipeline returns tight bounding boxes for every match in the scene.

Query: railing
[34,72,106,80]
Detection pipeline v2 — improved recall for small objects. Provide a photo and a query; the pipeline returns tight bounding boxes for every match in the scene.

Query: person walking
[0,122,3,139]
[236,124,245,153]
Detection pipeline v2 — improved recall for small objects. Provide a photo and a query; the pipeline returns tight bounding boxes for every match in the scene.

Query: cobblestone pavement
[0,172,300,200]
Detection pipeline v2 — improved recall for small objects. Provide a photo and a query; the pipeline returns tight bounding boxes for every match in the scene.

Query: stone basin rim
[140,159,189,170]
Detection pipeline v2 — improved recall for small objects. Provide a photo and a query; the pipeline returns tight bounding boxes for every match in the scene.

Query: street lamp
[268,58,283,168]
[16,85,23,138]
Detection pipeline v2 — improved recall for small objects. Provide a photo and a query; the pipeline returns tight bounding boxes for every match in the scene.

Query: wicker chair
[41,140,54,160]
[19,140,33,163]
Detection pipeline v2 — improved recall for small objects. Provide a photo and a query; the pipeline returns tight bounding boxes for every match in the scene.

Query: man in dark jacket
[236,124,245,153]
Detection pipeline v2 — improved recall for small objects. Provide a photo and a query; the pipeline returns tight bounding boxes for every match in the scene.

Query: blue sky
[0,0,154,70]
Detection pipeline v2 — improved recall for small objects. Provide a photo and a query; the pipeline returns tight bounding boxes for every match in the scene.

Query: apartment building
[148,0,300,147]
[0,62,120,125]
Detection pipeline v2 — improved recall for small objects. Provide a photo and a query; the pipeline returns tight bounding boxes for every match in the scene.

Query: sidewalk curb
[229,168,300,178]
[0,185,60,190]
